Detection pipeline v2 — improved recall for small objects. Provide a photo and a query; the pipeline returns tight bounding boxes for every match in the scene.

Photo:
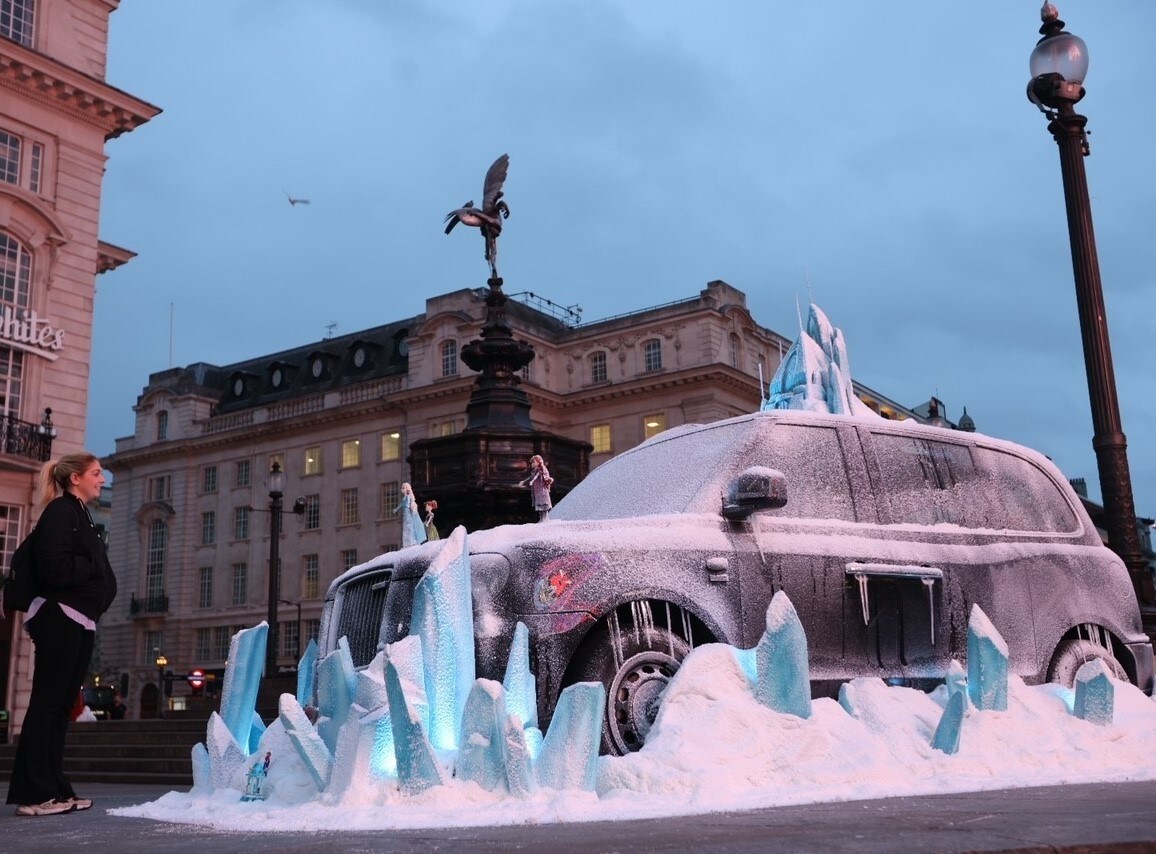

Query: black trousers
[6,602,94,805]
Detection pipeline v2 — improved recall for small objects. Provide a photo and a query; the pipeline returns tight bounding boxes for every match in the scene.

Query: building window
[231,562,248,605]
[303,494,320,530]
[200,511,216,546]
[341,548,359,571]
[148,475,171,502]
[440,340,458,377]
[590,423,611,454]
[143,630,164,666]
[268,452,284,474]
[156,410,169,440]
[339,488,359,525]
[233,506,249,540]
[341,439,361,469]
[0,0,35,47]
[212,626,231,660]
[0,503,21,573]
[201,466,217,493]
[302,554,319,599]
[729,334,740,368]
[643,338,662,372]
[28,140,40,193]
[433,419,458,437]
[235,459,251,487]
[380,431,401,462]
[520,359,534,383]
[195,628,211,661]
[145,519,166,600]
[381,481,399,518]
[304,446,322,476]
[282,621,300,658]
[589,351,607,384]
[0,129,19,185]
[304,619,321,645]
[643,412,667,441]
[198,566,213,608]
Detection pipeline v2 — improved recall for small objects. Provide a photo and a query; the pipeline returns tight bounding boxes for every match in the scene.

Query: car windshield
[552,420,757,520]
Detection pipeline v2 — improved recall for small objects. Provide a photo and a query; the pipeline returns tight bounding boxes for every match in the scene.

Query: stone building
[0,0,157,733]
[101,279,924,718]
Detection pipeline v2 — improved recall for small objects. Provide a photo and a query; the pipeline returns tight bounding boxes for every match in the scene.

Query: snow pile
[114,641,1156,832]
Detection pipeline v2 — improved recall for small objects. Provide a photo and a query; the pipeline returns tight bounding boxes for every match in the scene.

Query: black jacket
[33,493,117,621]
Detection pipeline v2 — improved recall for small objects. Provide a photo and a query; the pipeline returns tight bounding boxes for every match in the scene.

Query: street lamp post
[155,653,167,719]
[267,462,285,676]
[1026,3,1155,606]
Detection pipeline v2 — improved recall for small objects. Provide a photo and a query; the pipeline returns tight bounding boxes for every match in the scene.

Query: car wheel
[569,619,691,756]
[1046,638,1128,687]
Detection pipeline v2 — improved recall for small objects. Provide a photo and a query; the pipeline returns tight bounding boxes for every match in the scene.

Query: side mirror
[722,466,787,520]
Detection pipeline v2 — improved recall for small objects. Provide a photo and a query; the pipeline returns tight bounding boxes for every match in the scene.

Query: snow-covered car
[320,410,1154,754]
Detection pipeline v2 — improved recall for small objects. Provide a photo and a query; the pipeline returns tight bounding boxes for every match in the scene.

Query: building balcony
[0,413,55,463]
[129,594,169,617]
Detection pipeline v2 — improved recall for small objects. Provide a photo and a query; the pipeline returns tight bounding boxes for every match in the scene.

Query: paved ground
[1,780,1155,852]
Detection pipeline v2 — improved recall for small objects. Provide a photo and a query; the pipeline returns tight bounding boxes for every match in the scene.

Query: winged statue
[444,154,511,280]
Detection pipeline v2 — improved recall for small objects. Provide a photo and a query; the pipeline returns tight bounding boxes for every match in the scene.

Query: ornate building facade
[101,279,926,717]
[0,0,158,733]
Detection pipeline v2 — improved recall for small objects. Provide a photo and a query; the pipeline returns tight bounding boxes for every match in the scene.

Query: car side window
[759,425,856,521]
[870,433,992,528]
[972,446,1079,533]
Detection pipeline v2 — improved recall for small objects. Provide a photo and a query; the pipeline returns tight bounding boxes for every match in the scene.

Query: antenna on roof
[324,321,337,339]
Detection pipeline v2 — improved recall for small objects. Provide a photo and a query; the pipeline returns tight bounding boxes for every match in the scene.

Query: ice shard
[247,709,267,756]
[206,711,248,791]
[535,681,604,792]
[219,622,268,753]
[365,705,397,780]
[387,635,429,735]
[297,637,318,708]
[325,711,382,802]
[1073,659,1115,726]
[279,693,334,790]
[944,659,969,710]
[411,526,475,751]
[354,647,389,714]
[316,636,357,754]
[385,651,447,794]
[502,621,543,755]
[456,679,507,792]
[501,712,537,797]
[755,591,812,719]
[190,741,212,793]
[931,689,965,754]
[966,605,1008,712]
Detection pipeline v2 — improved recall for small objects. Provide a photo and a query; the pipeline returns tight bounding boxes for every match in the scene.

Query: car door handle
[706,556,729,583]
[845,562,943,643]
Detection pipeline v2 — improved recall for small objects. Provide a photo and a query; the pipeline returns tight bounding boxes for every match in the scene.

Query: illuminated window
[643,412,666,440]
[380,431,401,462]
[341,439,361,468]
[441,340,458,377]
[643,339,662,372]
[589,351,607,384]
[434,419,458,437]
[304,446,322,475]
[590,423,611,454]
[302,554,320,599]
[340,488,359,525]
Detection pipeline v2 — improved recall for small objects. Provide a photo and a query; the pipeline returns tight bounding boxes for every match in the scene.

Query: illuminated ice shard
[316,636,357,754]
[219,622,268,752]
[247,709,266,755]
[279,693,333,790]
[364,705,397,781]
[297,637,318,708]
[1073,659,1115,726]
[456,679,507,792]
[387,635,429,733]
[385,652,446,794]
[535,681,604,792]
[501,712,536,797]
[502,621,543,755]
[755,591,812,719]
[411,526,475,751]
[931,689,965,754]
[966,605,1008,711]
[325,712,381,802]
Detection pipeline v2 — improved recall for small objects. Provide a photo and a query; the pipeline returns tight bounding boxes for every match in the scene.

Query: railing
[339,377,403,406]
[129,594,169,616]
[267,395,324,421]
[0,413,54,463]
[199,411,253,435]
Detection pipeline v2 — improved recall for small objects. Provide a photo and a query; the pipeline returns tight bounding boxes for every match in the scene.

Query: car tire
[569,620,691,756]
[1046,638,1128,687]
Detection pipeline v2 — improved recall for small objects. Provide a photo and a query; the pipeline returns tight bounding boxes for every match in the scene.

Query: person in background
[6,453,117,817]
[108,692,127,721]
[518,454,554,521]
[423,500,441,541]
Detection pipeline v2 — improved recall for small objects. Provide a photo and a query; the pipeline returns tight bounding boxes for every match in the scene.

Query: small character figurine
[240,751,272,802]
[518,454,554,521]
[394,482,427,548]
[423,499,441,541]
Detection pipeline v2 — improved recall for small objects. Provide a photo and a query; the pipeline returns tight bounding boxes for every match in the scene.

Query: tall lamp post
[1026,3,1155,606]
[266,462,285,676]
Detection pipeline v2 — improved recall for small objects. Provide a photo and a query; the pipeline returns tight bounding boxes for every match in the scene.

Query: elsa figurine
[394,482,427,548]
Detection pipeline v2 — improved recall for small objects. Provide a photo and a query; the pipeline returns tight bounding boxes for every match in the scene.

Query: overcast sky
[92,1,1156,515]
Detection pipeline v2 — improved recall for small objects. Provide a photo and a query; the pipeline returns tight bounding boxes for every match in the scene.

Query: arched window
[0,231,30,417]
[589,351,607,384]
[145,518,167,600]
[643,338,662,372]
[729,334,740,368]
[440,340,458,377]
[155,410,169,441]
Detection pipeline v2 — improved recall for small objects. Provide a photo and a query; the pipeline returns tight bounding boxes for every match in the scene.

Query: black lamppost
[1027,3,1154,605]
[266,462,285,676]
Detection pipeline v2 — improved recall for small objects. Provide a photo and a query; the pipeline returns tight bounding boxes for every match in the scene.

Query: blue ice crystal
[755,591,812,719]
[535,682,605,792]
[385,652,446,794]
[456,679,507,792]
[966,605,1008,712]
[931,689,965,754]
[279,693,334,790]
[219,622,268,753]
[297,638,318,708]
[501,712,536,797]
[944,659,969,710]
[1073,659,1115,726]
[316,636,357,754]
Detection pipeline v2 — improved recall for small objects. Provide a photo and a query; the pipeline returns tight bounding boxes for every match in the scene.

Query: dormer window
[311,357,324,378]
[305,351,336,382]
[271,367,284,388]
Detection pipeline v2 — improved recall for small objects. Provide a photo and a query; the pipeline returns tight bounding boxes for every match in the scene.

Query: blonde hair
[38,452,100,509]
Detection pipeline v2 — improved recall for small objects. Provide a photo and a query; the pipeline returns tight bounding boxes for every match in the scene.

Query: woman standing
[518,455,554,521]
[7,454,117,817]
[423,499,441,541]
[394,482,427,549]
